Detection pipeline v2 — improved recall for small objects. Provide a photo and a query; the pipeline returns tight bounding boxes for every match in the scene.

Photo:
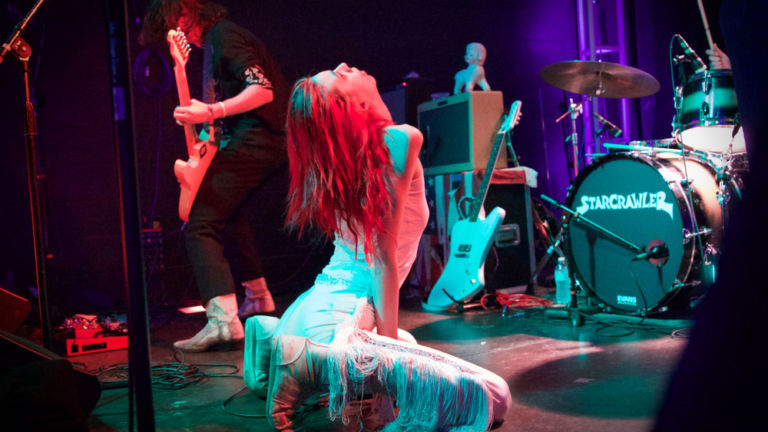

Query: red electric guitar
[167,29,218,222]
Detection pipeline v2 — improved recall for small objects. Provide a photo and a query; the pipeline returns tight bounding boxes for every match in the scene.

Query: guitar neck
[173,64,197,153]
[468,100,521,222]
[469,130,506,222]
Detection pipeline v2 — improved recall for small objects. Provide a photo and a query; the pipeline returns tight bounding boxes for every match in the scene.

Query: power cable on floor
[220,385,268,418]
[90,350,241,390]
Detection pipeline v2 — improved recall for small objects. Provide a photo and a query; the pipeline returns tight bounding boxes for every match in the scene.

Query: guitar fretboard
[468,100,522,222]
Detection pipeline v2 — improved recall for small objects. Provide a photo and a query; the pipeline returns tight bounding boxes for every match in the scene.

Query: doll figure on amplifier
[454,42,491,94]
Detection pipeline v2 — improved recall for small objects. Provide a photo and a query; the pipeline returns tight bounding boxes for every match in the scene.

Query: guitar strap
[202,39,216,105]
[201,39,226,149]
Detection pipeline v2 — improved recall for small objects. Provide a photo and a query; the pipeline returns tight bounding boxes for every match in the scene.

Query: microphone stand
[539,194,648,327]
[1,0,53,349]
[541,194,644,255]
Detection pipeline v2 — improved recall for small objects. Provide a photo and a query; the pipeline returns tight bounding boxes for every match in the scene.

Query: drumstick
[696,0,715,50]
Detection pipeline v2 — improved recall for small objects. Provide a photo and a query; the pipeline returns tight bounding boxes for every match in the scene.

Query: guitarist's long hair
[140,0,227,46]
[286,77,392,262]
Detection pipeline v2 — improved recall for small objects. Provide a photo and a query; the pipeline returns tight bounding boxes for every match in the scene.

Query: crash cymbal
[540,60,660,98]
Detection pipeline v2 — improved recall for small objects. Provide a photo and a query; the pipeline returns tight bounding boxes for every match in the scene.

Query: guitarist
[141,0,289,351]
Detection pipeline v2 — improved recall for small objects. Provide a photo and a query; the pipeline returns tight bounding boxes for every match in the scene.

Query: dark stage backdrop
[0,0,723,323]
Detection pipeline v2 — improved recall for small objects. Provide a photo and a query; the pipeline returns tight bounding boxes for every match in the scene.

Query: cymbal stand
[556,98,583,180]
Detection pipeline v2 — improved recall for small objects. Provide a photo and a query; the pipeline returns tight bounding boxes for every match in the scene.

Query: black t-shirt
[204,20,289,145]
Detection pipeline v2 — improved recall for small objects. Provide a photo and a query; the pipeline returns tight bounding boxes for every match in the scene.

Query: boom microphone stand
[1,0,53,348]
[535,194,662,326]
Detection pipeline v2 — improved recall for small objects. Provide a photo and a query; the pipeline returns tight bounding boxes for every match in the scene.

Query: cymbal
[540,60,660,98]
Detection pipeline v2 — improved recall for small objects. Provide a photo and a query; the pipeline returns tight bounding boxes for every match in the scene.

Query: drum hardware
[673,146,711,282]
[713,149,740,230]
[603,142,701,159]
[683,227,713,243]
[703,243,719,265]
[533,194,586,327]
[628,138,678,149]
[677,177,693,188]
[555,98,583,178]
[530,213,565,284]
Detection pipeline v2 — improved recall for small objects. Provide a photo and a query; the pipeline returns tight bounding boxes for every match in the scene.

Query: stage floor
[79,286,692,431]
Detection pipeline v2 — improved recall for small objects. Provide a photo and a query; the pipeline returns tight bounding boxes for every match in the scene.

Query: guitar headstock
[167,28,190,68]
[500,100,523,134]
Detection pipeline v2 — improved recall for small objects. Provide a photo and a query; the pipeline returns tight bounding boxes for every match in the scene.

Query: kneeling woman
[244,63,512,431]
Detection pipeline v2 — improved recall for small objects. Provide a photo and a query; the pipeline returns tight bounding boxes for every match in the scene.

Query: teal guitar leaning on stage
[167,29,219,222]
[424,100,522,311]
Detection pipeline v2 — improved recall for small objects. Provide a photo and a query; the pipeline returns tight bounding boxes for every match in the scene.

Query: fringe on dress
[326,298,493,432]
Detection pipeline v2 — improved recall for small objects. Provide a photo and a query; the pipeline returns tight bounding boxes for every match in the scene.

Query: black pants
[184,130,285,306]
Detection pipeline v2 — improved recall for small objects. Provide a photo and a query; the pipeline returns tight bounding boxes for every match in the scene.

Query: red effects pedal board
[66,335,128,356]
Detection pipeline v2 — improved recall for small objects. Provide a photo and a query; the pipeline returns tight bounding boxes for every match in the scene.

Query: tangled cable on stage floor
[480,293,553,311]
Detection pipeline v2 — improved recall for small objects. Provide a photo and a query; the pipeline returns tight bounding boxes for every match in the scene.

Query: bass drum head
[565,154,688,313]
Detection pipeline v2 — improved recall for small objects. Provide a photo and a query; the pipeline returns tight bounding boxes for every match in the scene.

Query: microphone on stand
[593,112,623,138]
[675,34,707,74]
[633,240,670,267]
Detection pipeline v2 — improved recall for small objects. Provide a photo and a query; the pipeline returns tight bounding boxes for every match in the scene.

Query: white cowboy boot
[173,294,244,352]
[243,315,279,397]
[238,277,275,319]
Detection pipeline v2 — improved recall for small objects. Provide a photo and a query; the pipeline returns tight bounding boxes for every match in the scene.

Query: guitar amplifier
[417,91,506,176]
[483,167,538,293]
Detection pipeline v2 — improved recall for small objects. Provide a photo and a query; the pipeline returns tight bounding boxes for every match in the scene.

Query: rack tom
[675,70,745,154]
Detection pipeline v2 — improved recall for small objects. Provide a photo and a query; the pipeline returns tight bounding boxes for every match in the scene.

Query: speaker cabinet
[417,91,506,176]
[0,287,31,333]
[0,330,101,429]
[483,168,537,293]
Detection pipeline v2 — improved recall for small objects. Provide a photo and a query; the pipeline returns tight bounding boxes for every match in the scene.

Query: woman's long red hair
[285,77,392,261]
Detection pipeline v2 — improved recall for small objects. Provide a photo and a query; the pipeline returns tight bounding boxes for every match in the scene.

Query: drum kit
[537,56,748,315]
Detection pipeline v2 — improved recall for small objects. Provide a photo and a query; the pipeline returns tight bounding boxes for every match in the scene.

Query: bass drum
[565,152,723,313]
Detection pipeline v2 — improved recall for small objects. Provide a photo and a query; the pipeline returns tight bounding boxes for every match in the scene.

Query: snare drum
[565,152,724,313]
[675,70,746,153]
